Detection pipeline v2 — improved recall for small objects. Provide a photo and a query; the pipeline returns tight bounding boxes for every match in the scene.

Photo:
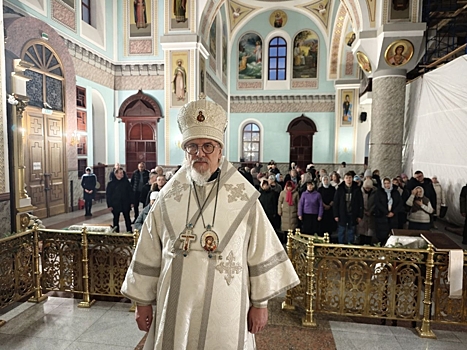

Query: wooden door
[25,108,66,218]
[126,122,157,175]
[287,115,317,168]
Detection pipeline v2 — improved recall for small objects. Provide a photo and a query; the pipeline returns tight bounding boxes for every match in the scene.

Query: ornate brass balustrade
[1,226,138,327]
[282,230,467,339]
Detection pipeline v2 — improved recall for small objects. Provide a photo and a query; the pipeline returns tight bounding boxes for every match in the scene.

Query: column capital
[352,23,426,78]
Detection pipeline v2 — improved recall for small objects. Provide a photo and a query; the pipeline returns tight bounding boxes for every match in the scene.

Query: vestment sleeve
[121,203,162,305]
[247,201,299,307]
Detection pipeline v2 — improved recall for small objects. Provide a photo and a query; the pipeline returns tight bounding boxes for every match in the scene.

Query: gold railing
[0,226,139,326]
[282,230,467,339]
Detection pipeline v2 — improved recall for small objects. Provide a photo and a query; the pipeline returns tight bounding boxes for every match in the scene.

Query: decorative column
[368,70,406,177]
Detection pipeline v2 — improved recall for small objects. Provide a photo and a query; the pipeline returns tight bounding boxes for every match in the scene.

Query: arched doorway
[286,115,317,167]
[118,90,163,176]
[22,40,67,218]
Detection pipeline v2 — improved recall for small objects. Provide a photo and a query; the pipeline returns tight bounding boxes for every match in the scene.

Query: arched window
[268,37,287,80]
[21,41,64,111]
[242,123,260,162]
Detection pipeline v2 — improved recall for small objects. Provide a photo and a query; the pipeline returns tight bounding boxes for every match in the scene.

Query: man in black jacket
[107,168,133,233]
[130,162,150,221]
[460,184,467,244]
[333,172,364,244]
[81,167,96,217]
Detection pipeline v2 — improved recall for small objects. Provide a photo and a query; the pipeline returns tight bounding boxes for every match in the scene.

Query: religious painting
[238,33,262,80]
[228,1,255,33]
[356,51,372,73]
[130,0,151,37]
[384,39,414,67]
[390,0,411,21]
[221,6,228,81]
[60,0,75,9]
[303,0,330,29]
[199,55,206,95]
[209,16,217,62]
[340,90,355,126]
[170,0,189,30]
[171,52,189,107]
[292,31,318,79]
[269,10,287,28]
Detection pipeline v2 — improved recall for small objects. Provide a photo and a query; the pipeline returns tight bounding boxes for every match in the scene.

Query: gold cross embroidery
[215,251,242,286]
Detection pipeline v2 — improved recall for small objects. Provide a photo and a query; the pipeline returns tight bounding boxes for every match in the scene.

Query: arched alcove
[286,114,318,166]
[118,90,163,175]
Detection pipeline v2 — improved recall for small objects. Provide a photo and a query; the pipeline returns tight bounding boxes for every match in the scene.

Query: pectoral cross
[179,229,197,257]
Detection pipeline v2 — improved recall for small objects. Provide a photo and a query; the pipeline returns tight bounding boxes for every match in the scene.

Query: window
[242,123,260,162]
[82,0,91,25]
[76,86,88,168]
[268,37,287,80]
[77,86,86,107]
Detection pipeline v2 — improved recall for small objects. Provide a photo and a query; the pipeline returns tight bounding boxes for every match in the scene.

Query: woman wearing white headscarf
[374,177,403,245]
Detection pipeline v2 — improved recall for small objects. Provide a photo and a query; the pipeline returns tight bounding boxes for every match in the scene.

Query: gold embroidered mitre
[177,97,228,148]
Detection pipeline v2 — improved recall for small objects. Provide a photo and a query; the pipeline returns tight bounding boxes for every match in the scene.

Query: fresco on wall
[61,0,75,9]
[238,33,262,80]
[171,0,189,30]
[340,90,355,126]
[199,55,206,95]
[269,10,287,28]
[130,0,151,37]
[292,30,318,79]
[221,5,228,81]
[390,0,411,21]
[228,1,256,33]
[384,39,414,66]
[209,16,217,62]
[171,52,189,107]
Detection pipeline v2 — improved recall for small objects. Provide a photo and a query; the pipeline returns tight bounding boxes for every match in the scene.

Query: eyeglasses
[185,143,219,155]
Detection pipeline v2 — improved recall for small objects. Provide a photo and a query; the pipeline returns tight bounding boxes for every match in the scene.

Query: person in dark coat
[259,180,279,229]
[107,168,133,233]
[374,177,403,245]
[318,176,336,237]
[140,172,157,207]
[130,162,150,221]
[238,166,254,186]
[109,163,126,181]
[81,167,97,217]
[333,172,364,244]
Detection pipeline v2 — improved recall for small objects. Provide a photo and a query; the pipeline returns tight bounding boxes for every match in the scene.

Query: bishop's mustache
[191,158,210,164]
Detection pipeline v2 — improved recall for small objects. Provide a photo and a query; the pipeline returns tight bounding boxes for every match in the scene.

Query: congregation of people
[240,161,447,246]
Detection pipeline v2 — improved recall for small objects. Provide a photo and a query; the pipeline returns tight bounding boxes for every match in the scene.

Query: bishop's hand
[135,305,153,332]
[248,306,268,334]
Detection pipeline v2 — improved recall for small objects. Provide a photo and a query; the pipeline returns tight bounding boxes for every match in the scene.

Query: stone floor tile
[0,333,72,350]
[65,341,134,350]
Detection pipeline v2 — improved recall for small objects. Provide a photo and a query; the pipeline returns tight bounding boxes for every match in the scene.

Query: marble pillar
[369,72,406,177]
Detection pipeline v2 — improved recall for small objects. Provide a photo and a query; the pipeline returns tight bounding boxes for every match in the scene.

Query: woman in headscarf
[318,175,336,237]
[406,186,434,231]
[357,179,377,245]
[374,177,403,245]
[278,181,299,243]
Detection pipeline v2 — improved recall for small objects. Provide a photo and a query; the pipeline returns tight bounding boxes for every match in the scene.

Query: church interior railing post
[416,244,436,338]
[282,229,295,310]
[28,225,47,303]
[78,227,95,308]
[302,238,317,326]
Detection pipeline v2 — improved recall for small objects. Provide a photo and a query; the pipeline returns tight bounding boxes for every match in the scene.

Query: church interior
[1,0,467,349]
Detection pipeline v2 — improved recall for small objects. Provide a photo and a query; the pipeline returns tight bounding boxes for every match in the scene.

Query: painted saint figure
[388,45,408,66]
[134,0,147,29]
[253,41,262,63]
[173,59,187,101]
[343,95,352,122]
[174,0,187,23]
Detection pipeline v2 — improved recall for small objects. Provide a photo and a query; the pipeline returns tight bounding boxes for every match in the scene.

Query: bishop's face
[186,138,222,175]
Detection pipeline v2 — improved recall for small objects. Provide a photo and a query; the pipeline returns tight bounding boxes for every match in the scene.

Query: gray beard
[183,159,211,186]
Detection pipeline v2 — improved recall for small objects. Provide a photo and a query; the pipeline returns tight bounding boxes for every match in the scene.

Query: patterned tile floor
[1,203,465,349]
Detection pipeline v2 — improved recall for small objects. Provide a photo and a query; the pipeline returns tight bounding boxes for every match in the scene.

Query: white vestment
[121,159,299,350]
